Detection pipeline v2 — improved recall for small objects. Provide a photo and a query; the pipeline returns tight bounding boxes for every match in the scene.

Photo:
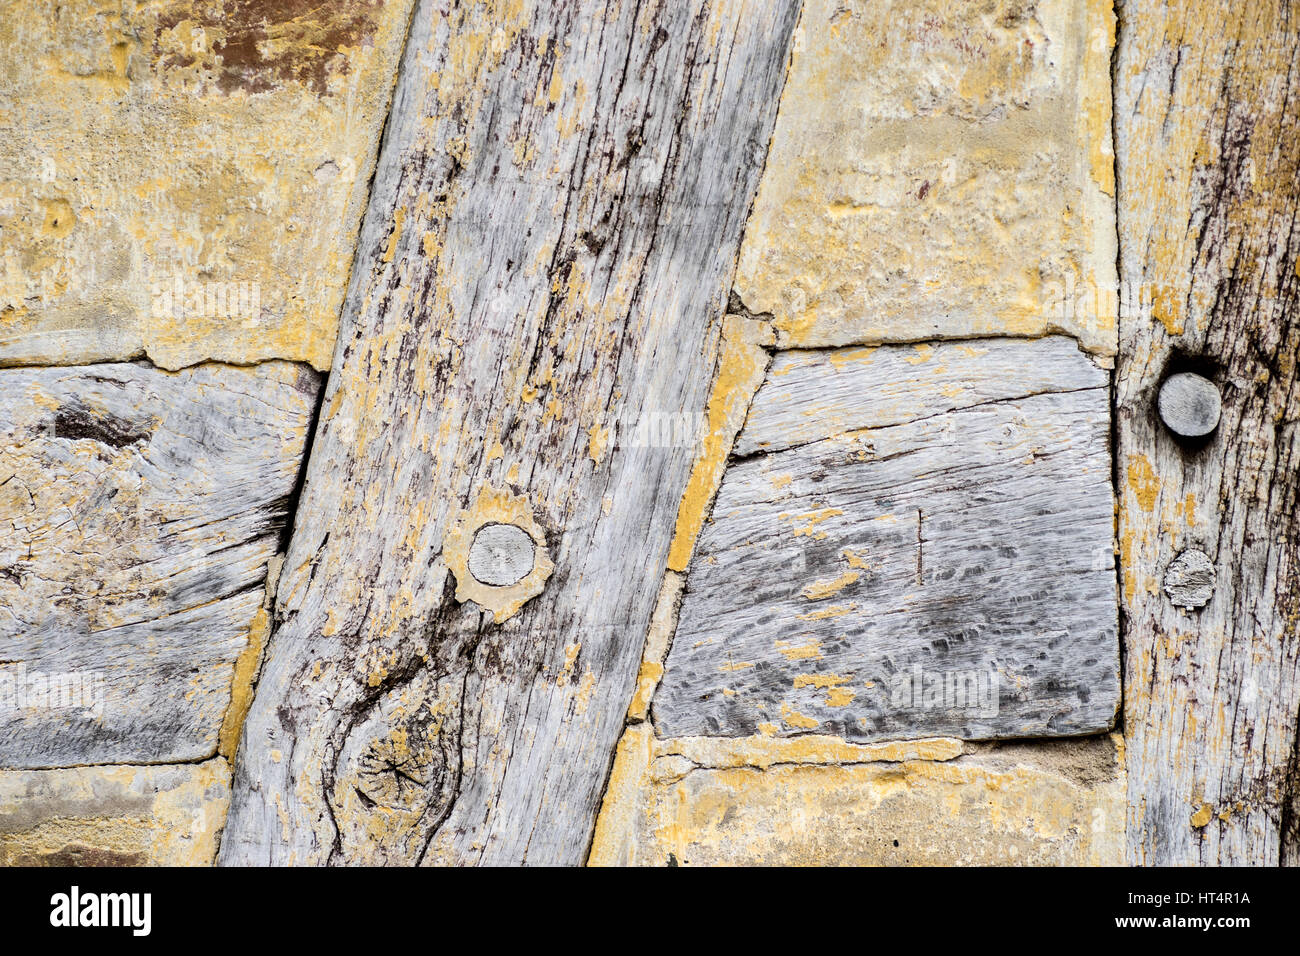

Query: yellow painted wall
[735,0,1117,359]
[0,0,416,371]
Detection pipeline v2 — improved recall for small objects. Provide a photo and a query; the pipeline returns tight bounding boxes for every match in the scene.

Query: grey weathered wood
[654,336,1120,742]
[1115,0,1300,865]
[735,337,1107,457]
[220,0,801,865]
[0,361,321,768]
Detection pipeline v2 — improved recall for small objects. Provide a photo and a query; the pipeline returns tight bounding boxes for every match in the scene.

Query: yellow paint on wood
[667,316,773,571]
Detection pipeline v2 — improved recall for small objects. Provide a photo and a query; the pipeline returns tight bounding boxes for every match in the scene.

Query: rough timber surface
[654,337,1121,742]
[220,0,802,865]
[0,361,320,767]
[1114,0,1300,865]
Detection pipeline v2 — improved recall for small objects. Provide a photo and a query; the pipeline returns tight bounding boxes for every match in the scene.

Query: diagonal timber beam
[219,0,801,865]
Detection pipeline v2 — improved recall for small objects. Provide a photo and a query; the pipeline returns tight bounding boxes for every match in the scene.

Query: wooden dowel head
[1158,372,1221,438]
[467,522,536,587]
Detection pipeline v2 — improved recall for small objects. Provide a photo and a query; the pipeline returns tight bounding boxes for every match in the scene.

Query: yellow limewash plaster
[0,759,230,866]
[733,0,1119,359]
[0,0,416,371]
[591,735,1125,866]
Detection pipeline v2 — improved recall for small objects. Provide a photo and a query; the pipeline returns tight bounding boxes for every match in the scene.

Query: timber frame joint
[442,486,554,624]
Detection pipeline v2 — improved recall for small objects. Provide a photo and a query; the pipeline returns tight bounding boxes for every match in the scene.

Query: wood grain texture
[734,336,1113,457]
[654,337,1120,742]
[220,0,801,865]
[0,361,321,768]
[1115,0,1300,865]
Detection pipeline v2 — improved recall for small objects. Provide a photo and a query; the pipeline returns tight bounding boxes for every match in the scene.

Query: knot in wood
[1158,372,1221,438]
[1163,548,1215,609]
[354,718,445,812]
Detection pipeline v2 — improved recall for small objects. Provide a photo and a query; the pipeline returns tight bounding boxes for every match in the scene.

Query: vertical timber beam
[1116,0,1300,864]
[219,0,800,865]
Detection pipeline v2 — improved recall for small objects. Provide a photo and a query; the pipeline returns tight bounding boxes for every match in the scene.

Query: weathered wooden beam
[654,337,1120,741]
[0,361,320,767]
[220,0,801,865]
[1115,0,1300,864]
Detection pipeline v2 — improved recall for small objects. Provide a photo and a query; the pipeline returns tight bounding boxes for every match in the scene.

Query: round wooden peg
[1158,372,1221,438]
[468,522,536,587]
